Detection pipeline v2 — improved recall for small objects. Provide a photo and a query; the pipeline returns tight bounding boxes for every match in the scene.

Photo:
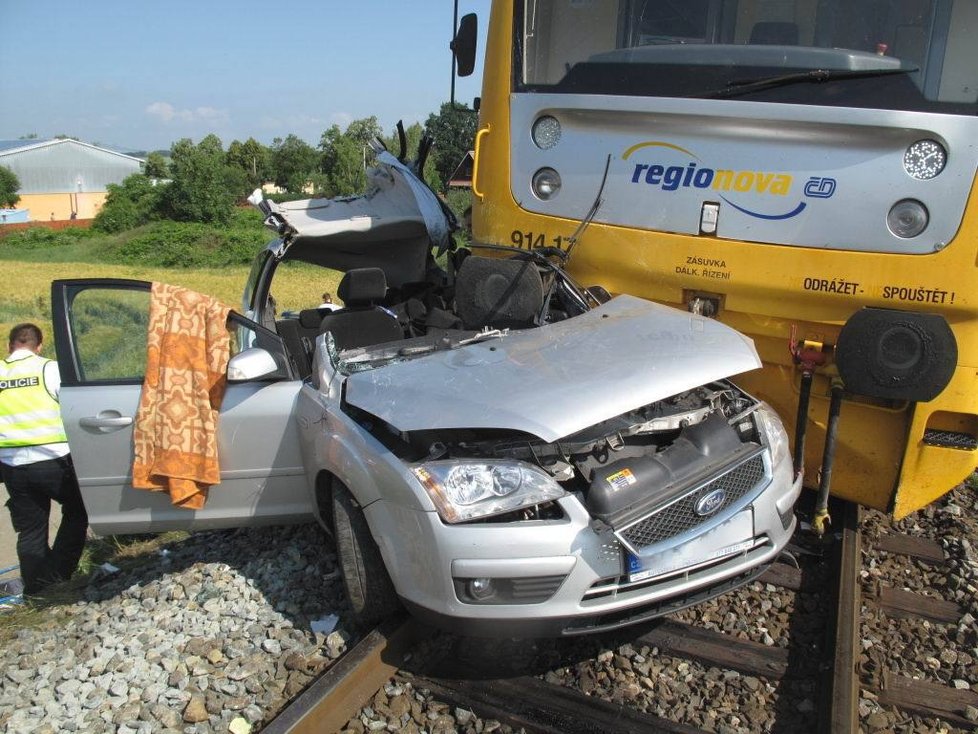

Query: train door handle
[472,124,491,199]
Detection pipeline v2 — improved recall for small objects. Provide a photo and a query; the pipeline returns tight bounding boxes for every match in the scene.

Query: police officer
[0,323,87,596]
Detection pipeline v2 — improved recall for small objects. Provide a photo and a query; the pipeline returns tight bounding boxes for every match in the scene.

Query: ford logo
[695,488,727,517]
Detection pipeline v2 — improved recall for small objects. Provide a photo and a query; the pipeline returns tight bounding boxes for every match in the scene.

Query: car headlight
[755,403,790,466]
[412,460,566,523]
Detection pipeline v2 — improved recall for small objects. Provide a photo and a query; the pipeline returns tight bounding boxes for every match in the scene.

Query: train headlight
[531,168,562,200]
[887,199,929,239]
[531,115,561,150]
[903,139,946,180]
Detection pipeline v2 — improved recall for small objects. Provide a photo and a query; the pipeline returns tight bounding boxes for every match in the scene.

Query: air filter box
[586,413,746,526]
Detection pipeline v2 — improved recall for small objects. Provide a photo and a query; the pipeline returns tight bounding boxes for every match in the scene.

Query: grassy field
[0,211,344,343]
[0,260,340,345]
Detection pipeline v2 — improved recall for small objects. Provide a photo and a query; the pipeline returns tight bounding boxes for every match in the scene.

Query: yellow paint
[894,368,978,518]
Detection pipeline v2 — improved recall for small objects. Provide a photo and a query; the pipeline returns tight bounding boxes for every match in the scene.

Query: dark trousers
[2,455,88,595]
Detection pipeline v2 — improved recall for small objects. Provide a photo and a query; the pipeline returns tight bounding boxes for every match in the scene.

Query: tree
[345,116,383,148]
[319,125,367,197]
[0,165,20,208]
[227,138,272,191]
[425,102,478,190]
[92,173,164,233]
[316,117,441,198]
[305,172,331,197]
[381,121,441,189]
[162,135,237,224]
[270,135,319,193]
[144,152,170,179]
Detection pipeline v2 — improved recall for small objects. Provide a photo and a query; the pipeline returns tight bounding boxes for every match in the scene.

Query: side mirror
[453,13,478,77]
[227,347,279,382]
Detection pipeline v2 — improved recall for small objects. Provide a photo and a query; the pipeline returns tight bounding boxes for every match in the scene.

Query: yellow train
[466,0,978,518]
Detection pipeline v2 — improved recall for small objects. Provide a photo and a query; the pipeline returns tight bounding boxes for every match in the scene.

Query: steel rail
[818,499,861,733]
[261,615,430,734]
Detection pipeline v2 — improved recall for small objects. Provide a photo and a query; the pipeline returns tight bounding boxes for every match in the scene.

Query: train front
[472,0,978,517]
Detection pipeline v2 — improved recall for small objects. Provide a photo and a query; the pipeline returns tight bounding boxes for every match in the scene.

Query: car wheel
[332,481,400,628]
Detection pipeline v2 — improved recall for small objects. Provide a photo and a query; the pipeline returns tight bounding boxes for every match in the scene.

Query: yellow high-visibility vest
[0,353,68,448]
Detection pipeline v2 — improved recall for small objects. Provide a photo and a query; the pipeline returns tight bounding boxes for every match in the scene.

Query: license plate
[626,510,754,583]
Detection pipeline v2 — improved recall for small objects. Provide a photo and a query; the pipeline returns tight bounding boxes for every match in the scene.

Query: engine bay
[365,381,762,525]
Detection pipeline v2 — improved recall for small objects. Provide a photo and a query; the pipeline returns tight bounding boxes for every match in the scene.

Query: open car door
[50,279,313,535]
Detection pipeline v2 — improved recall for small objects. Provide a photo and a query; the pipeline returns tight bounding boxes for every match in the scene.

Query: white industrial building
[0,138,143,222]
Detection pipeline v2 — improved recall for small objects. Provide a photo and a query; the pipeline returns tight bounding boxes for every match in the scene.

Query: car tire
[332,481,400,628]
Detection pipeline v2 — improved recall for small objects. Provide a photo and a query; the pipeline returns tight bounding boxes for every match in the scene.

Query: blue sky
[0,1,490,152]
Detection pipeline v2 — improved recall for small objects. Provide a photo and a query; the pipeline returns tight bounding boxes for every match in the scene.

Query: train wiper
[703,66,917,99]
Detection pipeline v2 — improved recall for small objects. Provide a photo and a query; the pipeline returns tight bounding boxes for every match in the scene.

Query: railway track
[261,493,976,733]
[860,518,978,728]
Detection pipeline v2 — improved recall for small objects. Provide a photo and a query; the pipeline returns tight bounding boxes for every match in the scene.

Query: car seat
[318,267,403,349]
[454,256,545,330]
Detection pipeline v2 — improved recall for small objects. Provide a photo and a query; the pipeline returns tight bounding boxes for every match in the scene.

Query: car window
[71,287,150,382]
[64,284,292,384]
[269,260,344,316]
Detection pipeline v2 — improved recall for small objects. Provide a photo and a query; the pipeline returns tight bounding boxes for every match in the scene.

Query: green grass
[0,261,338,351]
[0,211,263,340]
[70,289,151,380]
[0,295,48,325]
[0,208,269,267]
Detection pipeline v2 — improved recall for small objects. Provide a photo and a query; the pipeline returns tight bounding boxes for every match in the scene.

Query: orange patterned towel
[132,282,233,509]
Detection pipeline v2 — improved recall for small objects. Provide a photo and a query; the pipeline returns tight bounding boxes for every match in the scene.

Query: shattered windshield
[516,0,978,113]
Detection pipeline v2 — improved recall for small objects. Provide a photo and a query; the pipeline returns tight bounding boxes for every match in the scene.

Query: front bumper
[365,449,802,637]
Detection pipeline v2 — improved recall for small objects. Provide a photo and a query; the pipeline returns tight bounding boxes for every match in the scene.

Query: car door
[50,278,313,535]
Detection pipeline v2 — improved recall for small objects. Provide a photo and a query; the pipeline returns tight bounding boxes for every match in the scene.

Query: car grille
[616,451,766,553]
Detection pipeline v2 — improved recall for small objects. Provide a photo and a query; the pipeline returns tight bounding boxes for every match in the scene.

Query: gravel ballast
[2,480,976,733]
[0,524,349,734]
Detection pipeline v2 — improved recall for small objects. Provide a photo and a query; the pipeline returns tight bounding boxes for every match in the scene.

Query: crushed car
[51,144,801,636]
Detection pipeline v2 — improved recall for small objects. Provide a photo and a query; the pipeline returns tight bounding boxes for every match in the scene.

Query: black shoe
[21,579,52,598]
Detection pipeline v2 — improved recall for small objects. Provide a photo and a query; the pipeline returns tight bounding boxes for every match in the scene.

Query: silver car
[51,152,801,636]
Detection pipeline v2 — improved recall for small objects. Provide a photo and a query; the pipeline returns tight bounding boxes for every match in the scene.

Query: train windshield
[516,0,978,113]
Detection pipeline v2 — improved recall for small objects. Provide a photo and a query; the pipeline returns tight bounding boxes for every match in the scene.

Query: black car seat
[454,256,544,330]
[276,307,336,379]
[318,267,403,349]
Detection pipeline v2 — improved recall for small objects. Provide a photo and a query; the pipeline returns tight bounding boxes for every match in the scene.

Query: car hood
[344,295,761,442]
